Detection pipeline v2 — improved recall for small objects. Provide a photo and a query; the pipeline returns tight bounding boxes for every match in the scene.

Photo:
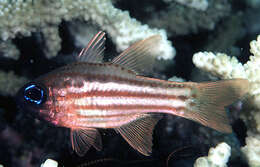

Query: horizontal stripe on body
[73,96,187,111]
[55,81,192,98]
[74,105,187,117]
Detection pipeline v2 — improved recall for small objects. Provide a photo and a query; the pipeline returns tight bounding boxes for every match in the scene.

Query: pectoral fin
[70,128,102,156]
[115,114,162,156]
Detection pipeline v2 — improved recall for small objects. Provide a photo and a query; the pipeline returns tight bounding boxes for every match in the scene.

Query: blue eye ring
[24,83,46,105]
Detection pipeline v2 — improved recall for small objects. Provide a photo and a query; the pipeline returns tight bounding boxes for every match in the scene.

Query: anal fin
[70,128,102,156]
[115,114,162,156]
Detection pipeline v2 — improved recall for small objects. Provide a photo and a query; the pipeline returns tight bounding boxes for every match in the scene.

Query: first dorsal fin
[115,114,162,156]
[76,31,106,63]
[112,35,162,76]
[70,128,102,156]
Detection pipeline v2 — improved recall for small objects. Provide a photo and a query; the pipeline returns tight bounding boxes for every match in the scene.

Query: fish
[16,31,249,156]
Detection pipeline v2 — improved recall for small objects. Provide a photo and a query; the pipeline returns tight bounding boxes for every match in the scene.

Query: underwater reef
[0,0,260,167]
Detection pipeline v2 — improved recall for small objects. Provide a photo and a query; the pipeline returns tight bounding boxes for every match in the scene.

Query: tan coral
[0,40,19,60]
[0,70,28,96]
[194,142,231,167]
[193,35,260,167]
[0,0,175,60]
[241,135,260,167]
[164,0,209,11]
[193,35,260,109]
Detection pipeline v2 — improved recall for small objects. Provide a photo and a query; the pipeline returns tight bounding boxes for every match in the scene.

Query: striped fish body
[38,62,193,129]
[17,31,249,156]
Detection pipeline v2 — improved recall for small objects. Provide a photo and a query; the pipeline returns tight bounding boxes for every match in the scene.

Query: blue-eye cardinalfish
[16,31,249,156]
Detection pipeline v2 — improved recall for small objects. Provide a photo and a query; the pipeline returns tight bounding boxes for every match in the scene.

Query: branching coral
[0,0,175,60]
[204,14,244,56]
[40,159,58,167]
[246,0,260,8]
[0,40,19,60]
[147,0,230,35]
[194,142,231,167]
[193,35,260,167]
[164,0,209,11]
[0,70,28,96]
[241,135,260,167]
[193,35,260,109]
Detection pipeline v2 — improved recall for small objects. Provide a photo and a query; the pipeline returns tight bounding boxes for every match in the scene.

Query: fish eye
[23,83,46,105]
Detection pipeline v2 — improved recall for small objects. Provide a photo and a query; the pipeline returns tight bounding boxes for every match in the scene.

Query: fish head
[16,80,58,124]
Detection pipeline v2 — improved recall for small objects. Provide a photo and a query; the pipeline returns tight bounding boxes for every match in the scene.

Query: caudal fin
[184,79,249,133]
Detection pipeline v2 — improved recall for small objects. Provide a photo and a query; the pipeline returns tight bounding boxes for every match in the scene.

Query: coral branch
[0,0,175,60]
[194,142,231,167]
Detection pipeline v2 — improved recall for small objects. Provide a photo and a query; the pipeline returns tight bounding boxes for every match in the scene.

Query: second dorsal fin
[76,31,106,63]
[112,35,162,76]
